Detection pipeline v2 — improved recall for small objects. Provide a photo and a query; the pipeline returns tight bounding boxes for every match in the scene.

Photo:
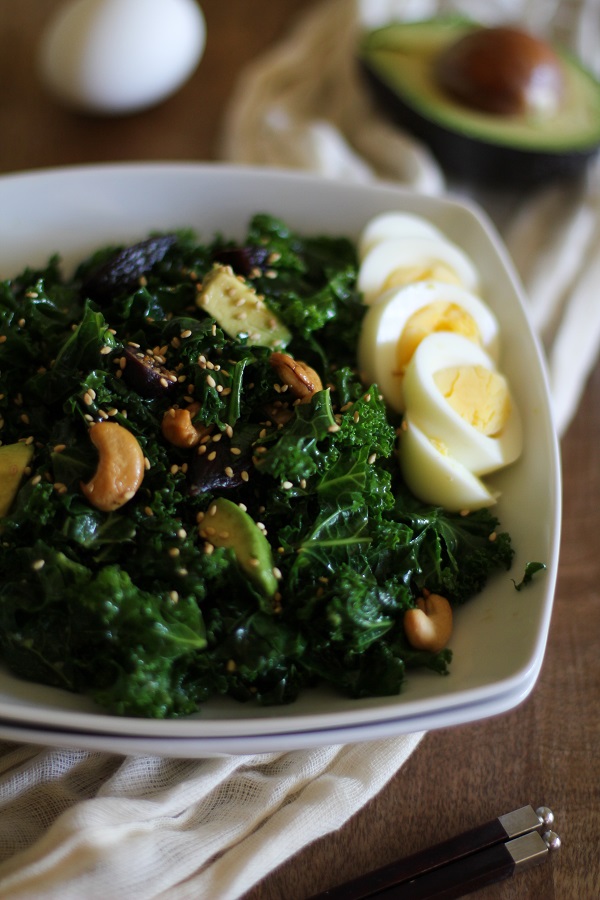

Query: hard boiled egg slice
[402,332,522,476]
[358,236,480,305]
[358,211,445,259]
[399,415,499,511]
[357,281,500,413]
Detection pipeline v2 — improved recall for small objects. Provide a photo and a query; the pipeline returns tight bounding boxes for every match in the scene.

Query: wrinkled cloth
[2,1,598,898]
[0,736,423,899]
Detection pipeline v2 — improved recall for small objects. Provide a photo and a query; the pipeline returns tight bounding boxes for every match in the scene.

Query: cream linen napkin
[1,1,598,897]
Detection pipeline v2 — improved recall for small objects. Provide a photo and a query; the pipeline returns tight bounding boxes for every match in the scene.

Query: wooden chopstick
[309,806,557,900]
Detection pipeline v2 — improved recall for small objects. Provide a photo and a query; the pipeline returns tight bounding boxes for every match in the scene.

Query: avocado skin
[360,60,598,186]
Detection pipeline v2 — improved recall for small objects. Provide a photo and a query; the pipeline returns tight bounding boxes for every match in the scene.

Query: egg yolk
[382,262,462,293]
[395,301,481,373]
[434,365,511,436]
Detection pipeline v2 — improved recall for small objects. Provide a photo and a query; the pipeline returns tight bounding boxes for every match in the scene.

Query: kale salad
[0,214,514,718]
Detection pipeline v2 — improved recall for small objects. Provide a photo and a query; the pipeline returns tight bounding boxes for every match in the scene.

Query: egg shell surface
[357,235,480,304]
[38,0,206,115]
[357,280,501,413]
[402,331,523,476]
[399,415,499,511]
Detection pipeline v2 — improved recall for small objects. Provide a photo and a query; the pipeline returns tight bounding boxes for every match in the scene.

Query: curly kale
[0,215,517,718]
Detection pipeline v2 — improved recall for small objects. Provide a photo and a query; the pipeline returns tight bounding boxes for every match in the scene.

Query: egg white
[398,415,499,511]
[358,236,480,305]
[402,332,523,476]
[358,281,501,413]
[358,211,445,259]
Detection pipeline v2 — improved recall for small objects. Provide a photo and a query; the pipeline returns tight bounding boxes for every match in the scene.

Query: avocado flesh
[0,442,34,517]
[198,497,279,599]
[359,17,600,183]
[197,264,291,349]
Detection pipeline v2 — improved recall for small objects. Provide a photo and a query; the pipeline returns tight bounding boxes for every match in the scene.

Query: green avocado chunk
[199,497,279,598]
[0,442,34,517]
[358,16,600,184]
[197,263,291,349]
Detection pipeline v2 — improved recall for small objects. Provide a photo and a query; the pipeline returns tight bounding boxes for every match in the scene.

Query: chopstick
[309,806,559,900]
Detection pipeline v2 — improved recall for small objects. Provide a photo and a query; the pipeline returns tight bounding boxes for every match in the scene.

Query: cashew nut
[269,352,323,404]
[404,591,453,653]
[161,402,212,448]
[80,421,145,511]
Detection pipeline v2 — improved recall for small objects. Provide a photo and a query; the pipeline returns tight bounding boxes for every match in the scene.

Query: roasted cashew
[161,402,211,448]
[80,421,145,511]
[403,591,453,653]
[269,352,323,404]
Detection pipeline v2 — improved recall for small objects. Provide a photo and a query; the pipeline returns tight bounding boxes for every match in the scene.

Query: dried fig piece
[120,346,178,399]
[81,234,177,303]
[188,434,252,496]
[211,245,271,277]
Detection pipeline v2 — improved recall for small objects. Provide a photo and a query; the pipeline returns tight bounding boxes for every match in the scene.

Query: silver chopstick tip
[535,806,554,828]
[543,830,561,852]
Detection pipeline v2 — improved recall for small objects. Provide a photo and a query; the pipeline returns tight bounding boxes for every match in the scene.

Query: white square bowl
[0,163,561,753]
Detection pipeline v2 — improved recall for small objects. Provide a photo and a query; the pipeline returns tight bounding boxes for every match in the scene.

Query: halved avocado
[358,16,600,185]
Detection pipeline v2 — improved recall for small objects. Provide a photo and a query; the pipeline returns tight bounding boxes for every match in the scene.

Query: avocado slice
[198,497,279,598]
[197,264,291,349]
[0,442,34,517]
[358,16,600,185]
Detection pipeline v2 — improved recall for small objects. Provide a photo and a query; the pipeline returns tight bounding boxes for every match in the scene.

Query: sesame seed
[180,329,192,338]
[249,557,260,567]
[122,490,135,501]
[208,504,217,516]
[32,559,45,571]
[368,453,377,464]
[31,475,42,486]
[207,450,217,461]
[353,411,360,423]
[177,528,187,539]
[224,466,234,478]
[203,542,214,555]
[272,567,282,580]
[489,531,497,542]
[100,345,112,355]
[327,423,340,433]
[144,506,154,516]
[241,470,249,482]
[53,444,66,453]
[282,480,293,490]
[168,547,180,557]
[206,375,216,388]
[169,591,179,602]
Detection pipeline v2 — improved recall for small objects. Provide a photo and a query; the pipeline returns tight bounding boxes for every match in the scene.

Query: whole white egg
[402,332,523,476]
[357,280,500,413]
[38,0,206,115]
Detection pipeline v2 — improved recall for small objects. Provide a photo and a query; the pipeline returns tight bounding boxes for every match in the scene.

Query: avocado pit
[435,26,564,118]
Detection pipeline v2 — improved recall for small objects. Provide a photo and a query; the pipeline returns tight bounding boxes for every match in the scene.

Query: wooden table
[2,3,599,898]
